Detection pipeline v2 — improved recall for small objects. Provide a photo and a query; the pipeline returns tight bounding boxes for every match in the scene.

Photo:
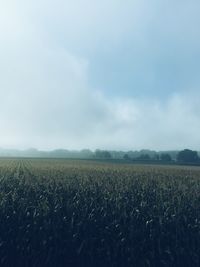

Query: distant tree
[153,154,159,160]
[95,150,112,159]
[177,149,199,163]
[123,154,130,160]
[160,153,172,162]
[138,154,151,160]
[103,151,112,159]
[80,149,93,158]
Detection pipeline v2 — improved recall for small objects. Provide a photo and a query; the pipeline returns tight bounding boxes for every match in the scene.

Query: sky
[0,0,200,151]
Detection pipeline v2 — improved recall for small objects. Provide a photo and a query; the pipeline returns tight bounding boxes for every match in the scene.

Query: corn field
[0,158,199,267]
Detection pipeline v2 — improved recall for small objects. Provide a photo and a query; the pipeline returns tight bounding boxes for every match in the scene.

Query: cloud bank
[0,0,200,150]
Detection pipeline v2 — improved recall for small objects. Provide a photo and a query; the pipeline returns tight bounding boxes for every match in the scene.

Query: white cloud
[0,0,200,150]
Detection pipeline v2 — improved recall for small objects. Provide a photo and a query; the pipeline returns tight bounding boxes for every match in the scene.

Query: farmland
[0,159,199,267]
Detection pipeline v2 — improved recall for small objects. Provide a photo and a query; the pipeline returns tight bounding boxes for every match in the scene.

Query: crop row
[0,159,199,266]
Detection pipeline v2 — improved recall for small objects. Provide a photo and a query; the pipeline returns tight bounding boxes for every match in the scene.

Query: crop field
[0,159,199,267]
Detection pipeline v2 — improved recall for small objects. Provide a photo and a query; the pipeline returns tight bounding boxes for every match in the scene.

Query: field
[0,159,199,267]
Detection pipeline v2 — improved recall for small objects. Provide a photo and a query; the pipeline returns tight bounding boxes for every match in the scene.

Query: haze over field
[0,0,200,151]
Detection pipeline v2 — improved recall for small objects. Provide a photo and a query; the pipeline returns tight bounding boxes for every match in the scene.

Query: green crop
[0,159,199,266]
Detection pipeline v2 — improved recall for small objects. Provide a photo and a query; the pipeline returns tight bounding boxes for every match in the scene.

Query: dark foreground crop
[0,159,199,267]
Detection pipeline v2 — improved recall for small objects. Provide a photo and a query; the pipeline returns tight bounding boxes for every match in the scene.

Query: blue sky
[0,0,200,150]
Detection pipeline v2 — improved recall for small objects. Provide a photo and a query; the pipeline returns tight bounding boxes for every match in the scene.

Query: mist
[0,0,200,151]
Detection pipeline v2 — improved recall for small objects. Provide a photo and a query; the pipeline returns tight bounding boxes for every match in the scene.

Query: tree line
[0,148,199,164]
[95,149,200,165]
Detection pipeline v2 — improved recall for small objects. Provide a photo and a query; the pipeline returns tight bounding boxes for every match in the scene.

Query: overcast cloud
[0,0,200,150]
